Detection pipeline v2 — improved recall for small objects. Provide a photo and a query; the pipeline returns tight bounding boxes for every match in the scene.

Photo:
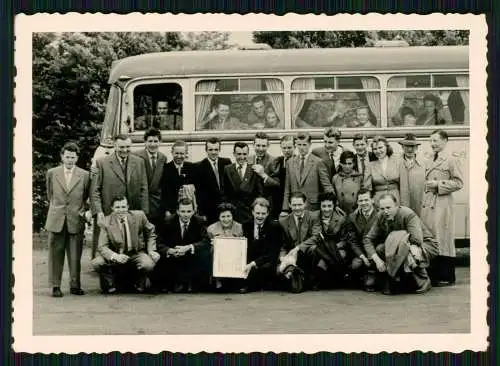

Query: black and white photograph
[14,13,487,353]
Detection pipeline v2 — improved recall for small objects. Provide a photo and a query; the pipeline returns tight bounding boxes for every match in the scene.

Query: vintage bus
[93,45,470,243]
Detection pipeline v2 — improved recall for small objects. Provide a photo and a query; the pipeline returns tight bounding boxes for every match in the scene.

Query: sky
[228,31,254,45]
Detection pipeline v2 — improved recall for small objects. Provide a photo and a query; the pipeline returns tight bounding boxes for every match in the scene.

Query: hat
[398,133,421,146]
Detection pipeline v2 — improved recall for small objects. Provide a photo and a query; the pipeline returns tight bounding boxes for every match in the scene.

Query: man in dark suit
[270,135,295,218]
[352,133,377,176]
[133,128,168,233]
[223,142,264,224]
[239,198,283,293]
[342,188,379,291]
[90,134,149,258]
[152,198,211,292]
[194,137,232,225]
[161,140,197,218]
[45,142,90,297]
[91,195,159,294]
[311,127,343,179]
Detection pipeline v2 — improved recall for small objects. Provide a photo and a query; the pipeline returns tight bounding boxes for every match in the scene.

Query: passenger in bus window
[402,107,417,127]
[263,107,283,129]
[200,98,245,130]
[416,93,453,126]
[363,136,401,207]
[346,106,375,128]
[246,95,267,127]
[326,99,348,127]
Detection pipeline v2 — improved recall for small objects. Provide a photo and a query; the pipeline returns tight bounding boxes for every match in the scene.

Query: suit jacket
[343,207,379,257]
[268,155,289,217]
[161,161,197,215]
[158,214,209,255]
[222,163,264,224]
[283,154,333,211]
[279,210,317,255]
[353,151,377,175]
[242,218,283,268]
[90,153,149,216]
[194,157,232,222]
[311,146,343,180]
[45,166,90,234]
[134,149,168,219]
[97,210,156,261]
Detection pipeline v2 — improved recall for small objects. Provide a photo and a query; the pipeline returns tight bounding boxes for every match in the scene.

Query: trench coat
[420,151,463,257]
[399,157,426,217]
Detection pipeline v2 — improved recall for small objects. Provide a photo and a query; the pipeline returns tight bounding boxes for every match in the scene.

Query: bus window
[291,76,381,129]
[132,83,183,131]
[195,78,284,130]
[387,74,469,127]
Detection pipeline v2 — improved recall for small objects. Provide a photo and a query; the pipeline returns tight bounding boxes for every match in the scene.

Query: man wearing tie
[91,195,159,294]
[282,132,333,213]
[269,135,295,218]
[152,197,211,293]
[90,134,149,258]
[352,133,377,176]
[311,127,343,179]
[134,128,167,234]
[222,142,264,224]
[45,142,90,297]
[194,137,232,225]
[240,198,283,293]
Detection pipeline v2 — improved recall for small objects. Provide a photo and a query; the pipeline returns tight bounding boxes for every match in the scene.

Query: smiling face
[157,101,168,116]
[61,150,78,169]
[356,108,370,123]
[172,145,187,165]
[280,139,295,159]
[324,136,339,152]
[219,210,233,228]
[320,200,334,219]
[115,137,132,159]
[254,138,269,158]
[234,146,249,165]
[430,132,447,154]
[353,138,368,155]
[252,100,266,118]
[290,197,306,217]
[379,196,398,220]
[265,110,278,127]
[373,141,388,160]
[206,141,221,161]
[145,135,160,154]
[402,144,418,159]
[217,103,230,121]
[252,203,269,225]
[424,99,436,116]
[177,203,194,223]
[296,138,311,157]
[111,198,129,220]
[357,191,374,213]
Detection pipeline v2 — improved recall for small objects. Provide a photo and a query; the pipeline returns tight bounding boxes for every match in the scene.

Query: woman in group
[416,93,453,126]
[206,202,244,291]
[332,150,363,215]
[363,135,401,206]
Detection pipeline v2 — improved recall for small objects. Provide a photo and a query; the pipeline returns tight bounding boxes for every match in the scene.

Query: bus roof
[108,46,469,83]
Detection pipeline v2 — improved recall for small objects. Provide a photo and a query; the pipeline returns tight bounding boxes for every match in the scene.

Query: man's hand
[372,255,386,273]
[208,107,218,120]
[96,212,105,228]
[425,180,439,193]
[84,210,92,223]
[167,248,181,257]
[243,262,256,279]
[252,164,265,177]
[149,251,160,263]
[360,254,370,267]
[165,211,172,220]
[279,212,289,218]
[115,254,129,264]
[174,245,191,256]
[317,259,327,271]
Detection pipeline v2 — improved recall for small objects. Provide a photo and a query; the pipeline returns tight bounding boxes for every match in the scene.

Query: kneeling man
[363,193,435,295]
[92,195,159,294]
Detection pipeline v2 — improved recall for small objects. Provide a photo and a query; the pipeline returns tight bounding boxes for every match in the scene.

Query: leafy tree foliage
[32,32,229,231]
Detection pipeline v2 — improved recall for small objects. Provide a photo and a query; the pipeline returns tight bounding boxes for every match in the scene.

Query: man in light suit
[133,128,168,234]
[194,137,232,225]
[91,195,159,294]
[45,142,90,297]
[282,132,333,214]
[90,134,149,258]
[223,142,264,224]
[311,127,343,180]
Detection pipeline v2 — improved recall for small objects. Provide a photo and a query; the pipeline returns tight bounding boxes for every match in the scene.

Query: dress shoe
[52,287,63,298]
[102,287,117,294]
[238,286,249,294]
[381,281,392,295]
[415,279,432,294]
[70,288,85,296]
[435,280,454,287]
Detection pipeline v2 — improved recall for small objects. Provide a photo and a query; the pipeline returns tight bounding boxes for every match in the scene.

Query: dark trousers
[227,263,277,292]
[91,216,100,259]
[428,255,456,284]
[48,222,83,289]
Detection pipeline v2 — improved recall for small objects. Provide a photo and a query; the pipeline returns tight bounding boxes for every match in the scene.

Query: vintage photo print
[14,13,487,353]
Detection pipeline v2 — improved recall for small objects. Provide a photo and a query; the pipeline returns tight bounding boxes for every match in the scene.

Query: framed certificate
[212,237,248,278]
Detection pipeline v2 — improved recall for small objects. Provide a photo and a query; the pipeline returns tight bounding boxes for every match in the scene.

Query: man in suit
[151,197,211,293]
[90,134,149,258]
[194,137,232,225]
[133,128,168,233]
[270,135,295,218]
[277,192,318,293]
[311,127,343,179]
[91,195,159,294]
[45,142,90,297]
[223,142,264,224]
[239,198,283,293]
[161,140,197,218]
[363,194,435,295]
[352,133,377,177]
[282,132,333,213]
[342,188,379,291]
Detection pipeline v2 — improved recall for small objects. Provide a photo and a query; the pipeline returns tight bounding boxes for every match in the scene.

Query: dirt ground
[32,245,471,335]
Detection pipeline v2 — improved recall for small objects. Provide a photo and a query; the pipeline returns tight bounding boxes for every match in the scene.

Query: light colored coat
[44,166,90,234]
[420,151,463,257]
[282,154,333,211]
[399,157,426,216]
[207,221,244,238]
[363,156,401,206]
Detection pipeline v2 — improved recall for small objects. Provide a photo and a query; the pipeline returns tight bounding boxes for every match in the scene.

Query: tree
[182,32,231,50]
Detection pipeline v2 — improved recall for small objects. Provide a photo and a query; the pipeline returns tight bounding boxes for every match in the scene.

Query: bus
[93,45,470,243]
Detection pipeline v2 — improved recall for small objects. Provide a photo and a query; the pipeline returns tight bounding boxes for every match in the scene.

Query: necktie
[256,156,262,165]
[297,216,303,241]
[151,154,157,170]
[177,165,182,176]
[237,164,243,179]
[433,153,438,161]
[299,156,305,177]
[329,152,334,162]
[360,156,366,175]
[212,160,220,187]
[256,224,263,240]
[120,218,129,253]
[181,223,188,239]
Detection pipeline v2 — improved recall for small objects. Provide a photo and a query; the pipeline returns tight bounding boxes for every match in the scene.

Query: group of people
[44,125,463,298]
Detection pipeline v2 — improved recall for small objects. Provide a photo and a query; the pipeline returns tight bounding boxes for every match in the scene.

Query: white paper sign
[213,237,247,278]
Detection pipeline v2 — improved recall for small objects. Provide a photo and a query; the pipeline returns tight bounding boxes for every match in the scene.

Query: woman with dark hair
[416,93,453,126]
[332,150,363,214]
[363,135,401,206]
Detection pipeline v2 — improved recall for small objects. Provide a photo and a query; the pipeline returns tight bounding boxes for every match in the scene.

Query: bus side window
[387,74,469,127]
[133,83,183,131]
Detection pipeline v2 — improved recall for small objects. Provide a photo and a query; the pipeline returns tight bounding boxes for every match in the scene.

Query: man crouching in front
[363,193,434,295]
[91,195,160,294]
